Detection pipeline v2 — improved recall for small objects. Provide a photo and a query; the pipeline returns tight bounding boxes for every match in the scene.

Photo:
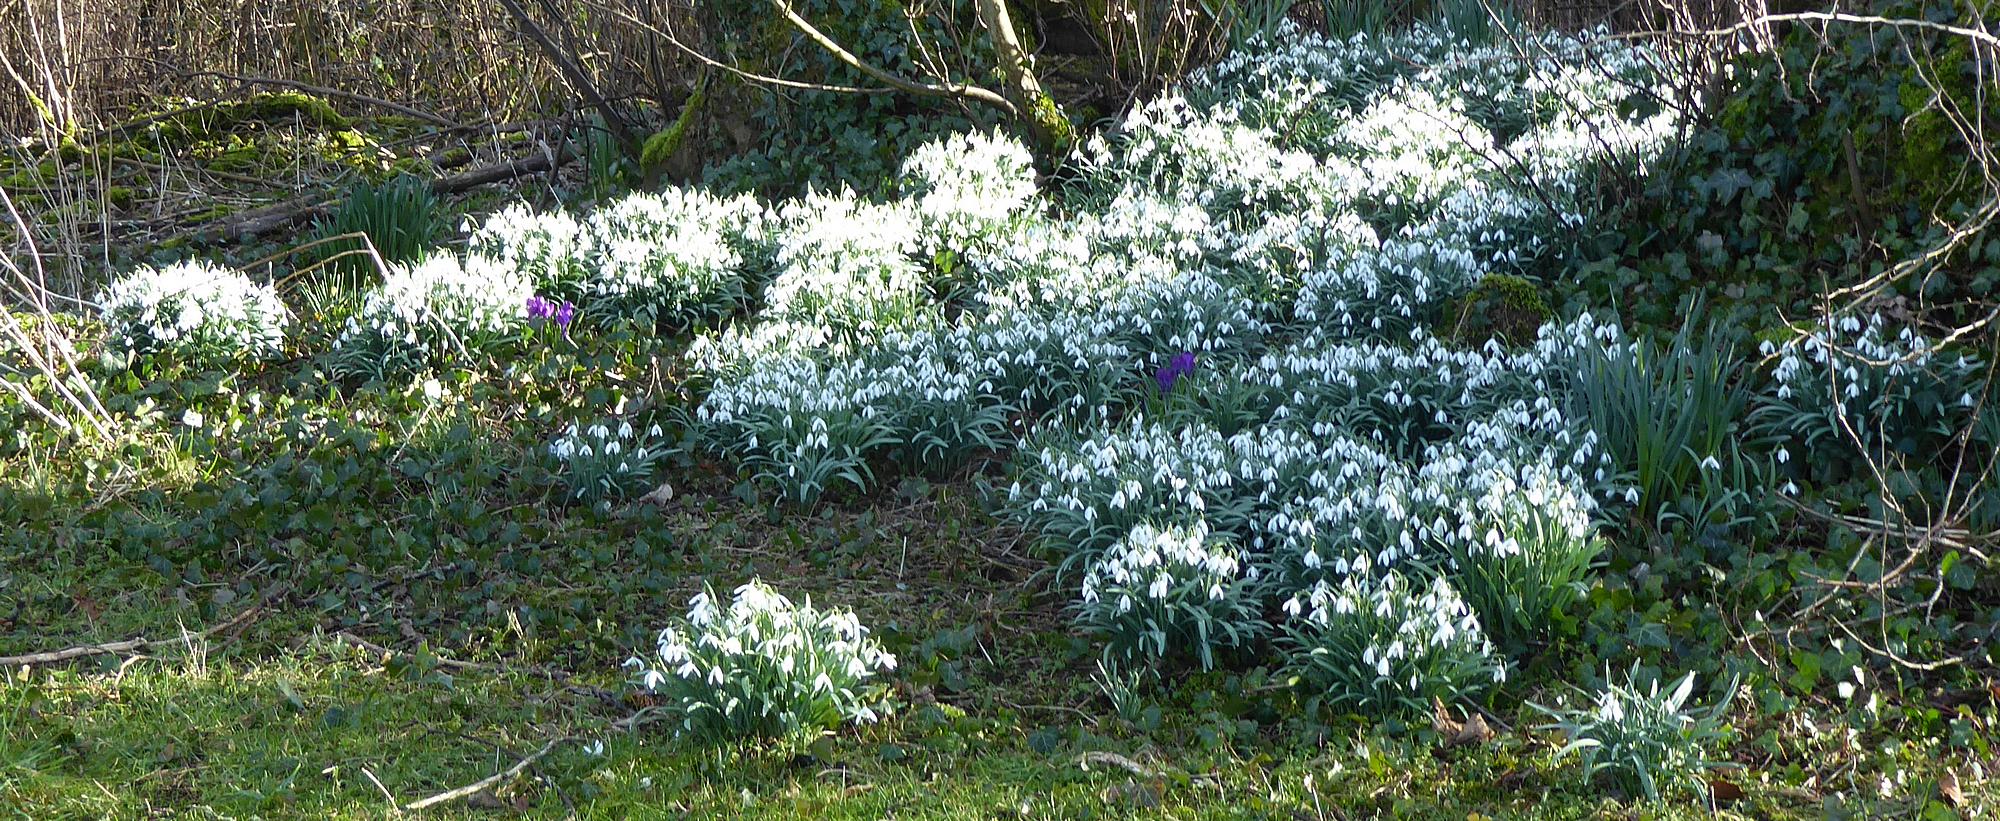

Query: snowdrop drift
[89,22,1735,715]
[472,22,1683,712]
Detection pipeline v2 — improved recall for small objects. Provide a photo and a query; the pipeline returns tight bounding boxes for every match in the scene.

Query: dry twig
[0,597,269,667]
[404,736,572,811]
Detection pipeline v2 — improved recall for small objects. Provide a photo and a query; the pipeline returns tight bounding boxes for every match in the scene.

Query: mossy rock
[1447,274,1551,347]
[240,91,347,127]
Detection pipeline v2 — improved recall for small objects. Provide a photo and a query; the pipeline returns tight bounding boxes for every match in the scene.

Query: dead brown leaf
[1431,697,1494,750]
[1940,768,1965,808]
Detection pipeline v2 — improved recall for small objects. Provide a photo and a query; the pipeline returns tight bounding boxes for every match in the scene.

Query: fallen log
[198,147,573,242]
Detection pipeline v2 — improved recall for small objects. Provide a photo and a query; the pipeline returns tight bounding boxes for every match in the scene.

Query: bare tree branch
[573,0,896,96]
[767,0,1020,118]
[495,0,643,156]
[404,736,573,811]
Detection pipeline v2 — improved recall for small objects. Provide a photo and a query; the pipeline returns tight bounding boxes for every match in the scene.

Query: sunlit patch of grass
[1,490,1989,818]
[5,638,1912,819]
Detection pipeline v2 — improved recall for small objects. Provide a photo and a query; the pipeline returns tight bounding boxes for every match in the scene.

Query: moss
[642,83,708,174]
[1896,31,1999,209]
[1027,91,1075,156]
[0,160,60,190]
[203,137,269,174]
[97,139,160,163]
[318,129,393,179]
[147,92,350,147]
[239,91,348,130]
[1448,274,1551,347]
[188,204,238,223]
[104,187,137,210]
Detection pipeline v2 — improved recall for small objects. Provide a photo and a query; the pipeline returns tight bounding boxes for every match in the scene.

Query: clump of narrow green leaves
[546,416,670,509]
[1278,573,1506,718]
[1568,308,1751,527]
[1072,520,1266,672]
[306,174,441,280]
[1533,667,1735,800]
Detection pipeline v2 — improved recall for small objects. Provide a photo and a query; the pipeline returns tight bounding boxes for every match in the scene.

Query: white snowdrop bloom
[335,254,532,372]
[1282,572,1504,712]
[469,188,768,324]
[633,580,892,740]
[762,189,927,337]
[900,130,1039,244]
[97,260,289,362]
[1760,310,1983,470]
[571,18,1686,703]
[1073,521,1262,669]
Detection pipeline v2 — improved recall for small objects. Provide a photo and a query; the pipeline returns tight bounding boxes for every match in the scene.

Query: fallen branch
[184,71,466,130]
[197,146,574,242]
[0,597,268,667]
[335,632,488,672]
[404,736,572,811]
[1652,11,2000,52]
[1077,750,1157,778]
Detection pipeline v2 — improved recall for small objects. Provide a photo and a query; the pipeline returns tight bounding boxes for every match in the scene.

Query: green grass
[1,482,1987,819]
[0,342,1990,818]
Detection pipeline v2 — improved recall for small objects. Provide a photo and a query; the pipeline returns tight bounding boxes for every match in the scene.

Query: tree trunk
[974,0,1072,155]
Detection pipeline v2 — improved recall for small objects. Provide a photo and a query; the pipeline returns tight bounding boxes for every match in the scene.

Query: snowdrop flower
[98,260,288,362]
[629,581,896,739]
[333,254,532,375]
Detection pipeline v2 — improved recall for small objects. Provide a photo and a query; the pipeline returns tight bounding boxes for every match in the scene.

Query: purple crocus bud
[554,300,576,329]
[1155,350,1197,395]
[526,295,552,320]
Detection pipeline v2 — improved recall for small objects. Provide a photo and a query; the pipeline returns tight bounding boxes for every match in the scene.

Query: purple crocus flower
[1155,351,1197,394]
[526,295,555,321]
[526,295,577,330]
